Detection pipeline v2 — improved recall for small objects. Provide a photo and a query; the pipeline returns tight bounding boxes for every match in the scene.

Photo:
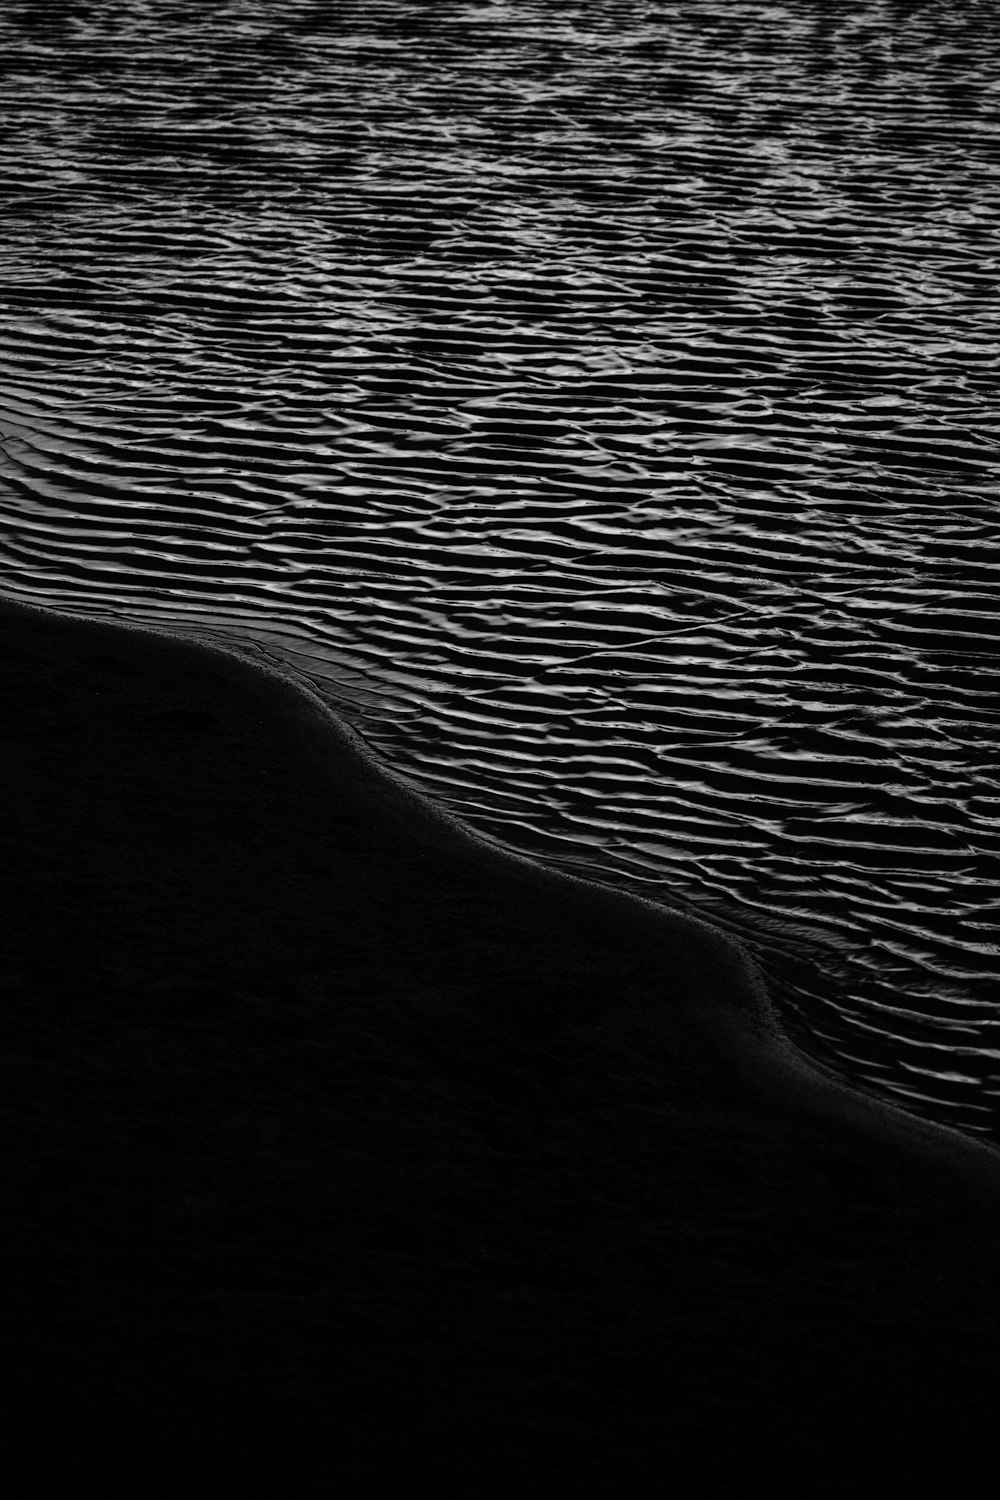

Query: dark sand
[3,596,999,1493]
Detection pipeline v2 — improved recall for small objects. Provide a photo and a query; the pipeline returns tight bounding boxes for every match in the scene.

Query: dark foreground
[1,599,998,1495]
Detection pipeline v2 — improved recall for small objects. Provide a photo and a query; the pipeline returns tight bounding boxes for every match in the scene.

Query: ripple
[1,0,999,1140]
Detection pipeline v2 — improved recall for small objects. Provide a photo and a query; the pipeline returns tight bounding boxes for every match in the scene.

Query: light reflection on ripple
[1,0,999,1140]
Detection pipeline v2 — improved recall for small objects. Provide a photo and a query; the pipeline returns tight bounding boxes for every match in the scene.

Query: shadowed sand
[2,595,999,1492]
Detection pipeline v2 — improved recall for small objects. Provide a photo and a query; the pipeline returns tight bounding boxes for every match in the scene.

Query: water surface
[1,0,999,1138]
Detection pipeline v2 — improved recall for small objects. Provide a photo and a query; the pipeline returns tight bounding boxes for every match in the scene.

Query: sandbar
[2,594,999,1490]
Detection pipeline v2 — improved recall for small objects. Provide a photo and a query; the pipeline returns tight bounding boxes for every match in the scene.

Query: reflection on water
[1,0,999,1139]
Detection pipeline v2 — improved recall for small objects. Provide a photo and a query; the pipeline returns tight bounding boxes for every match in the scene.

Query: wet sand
[2,595,999,1493]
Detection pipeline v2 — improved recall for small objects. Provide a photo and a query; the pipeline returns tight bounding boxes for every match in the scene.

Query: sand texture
[2,596,999,1492]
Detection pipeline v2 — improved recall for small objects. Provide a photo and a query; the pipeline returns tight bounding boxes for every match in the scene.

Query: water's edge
[5,591,1000,1205]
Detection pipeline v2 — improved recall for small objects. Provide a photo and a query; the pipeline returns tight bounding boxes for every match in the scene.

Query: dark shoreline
[3,594,999,1489]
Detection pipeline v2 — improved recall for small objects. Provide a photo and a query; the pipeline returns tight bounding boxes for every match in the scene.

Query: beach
[2,595,999,1493]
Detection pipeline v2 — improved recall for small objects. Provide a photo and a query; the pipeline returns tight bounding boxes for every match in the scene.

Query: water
[1,0,999,1140]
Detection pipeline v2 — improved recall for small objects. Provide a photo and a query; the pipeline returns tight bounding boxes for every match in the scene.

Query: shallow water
[1,0,999,1139]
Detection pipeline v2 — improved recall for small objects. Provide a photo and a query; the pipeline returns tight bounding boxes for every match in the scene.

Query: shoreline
[5,591,998,1202]
[4,590,1000,1487]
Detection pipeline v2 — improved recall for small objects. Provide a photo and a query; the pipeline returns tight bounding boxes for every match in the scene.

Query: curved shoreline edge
[5,591,1000,1207]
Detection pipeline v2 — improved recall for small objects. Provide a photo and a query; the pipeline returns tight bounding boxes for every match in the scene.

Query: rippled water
[2,0,999,1139]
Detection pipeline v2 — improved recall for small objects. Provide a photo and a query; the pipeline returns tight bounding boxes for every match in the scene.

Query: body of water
[2,0,999,1139]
